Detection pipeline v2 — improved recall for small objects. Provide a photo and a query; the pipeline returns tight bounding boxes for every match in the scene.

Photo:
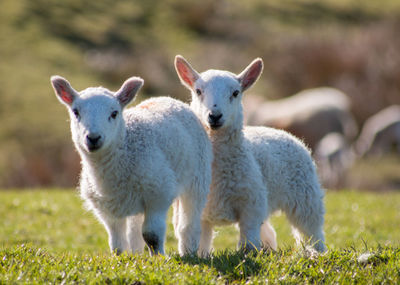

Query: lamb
[243,88,358,151]
[175,55,325,254]
[50,75,212,256]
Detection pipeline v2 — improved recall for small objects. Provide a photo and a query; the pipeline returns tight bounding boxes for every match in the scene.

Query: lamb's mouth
[88,145,101,152]
[209,122,223,130]
[86,142,103,152]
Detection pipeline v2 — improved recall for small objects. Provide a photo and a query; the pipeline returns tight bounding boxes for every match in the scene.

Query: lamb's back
[244,126,320,212]
[124,96,211,184]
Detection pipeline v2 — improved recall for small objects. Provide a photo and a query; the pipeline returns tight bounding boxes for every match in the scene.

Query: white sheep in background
[314,132,355,189]
[355,105,400,157]
[243,88,358,151]
[175,55,325,254]
[50,76,212,256]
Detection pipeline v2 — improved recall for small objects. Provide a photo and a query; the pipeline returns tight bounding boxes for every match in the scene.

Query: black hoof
[142,232,159,255]
[112,248,123,255]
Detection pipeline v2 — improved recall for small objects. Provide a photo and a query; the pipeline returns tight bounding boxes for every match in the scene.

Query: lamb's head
[51,76,143,154]
[175,55,263,132]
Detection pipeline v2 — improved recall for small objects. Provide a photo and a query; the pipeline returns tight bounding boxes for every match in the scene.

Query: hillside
[1,0,400,187]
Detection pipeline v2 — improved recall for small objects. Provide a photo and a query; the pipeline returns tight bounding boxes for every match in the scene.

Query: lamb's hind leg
[142,203,169,256]
[127,215,145,254]
[285,190,326,252]
[198,220,213,257]
[172,200,180,239]
[260,221,278,251]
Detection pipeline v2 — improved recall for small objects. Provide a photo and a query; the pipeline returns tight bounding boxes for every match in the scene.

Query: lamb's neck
[209,125,244,151]
[81,141,126,192]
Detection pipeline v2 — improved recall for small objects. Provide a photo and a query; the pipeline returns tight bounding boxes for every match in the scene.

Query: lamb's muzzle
[208,112,223,129]
[86,134,103,151]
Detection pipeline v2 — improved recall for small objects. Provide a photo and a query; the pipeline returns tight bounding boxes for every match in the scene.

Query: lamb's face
[51,76,143,155]
[191,71,243,131]
[175,55,263,132]
[69,90,123,153]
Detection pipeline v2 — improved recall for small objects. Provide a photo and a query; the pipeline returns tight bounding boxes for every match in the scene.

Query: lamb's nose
[86,134,102,151]
[208,112,223,129]
[208,113,222,124]
[87,134,101,145]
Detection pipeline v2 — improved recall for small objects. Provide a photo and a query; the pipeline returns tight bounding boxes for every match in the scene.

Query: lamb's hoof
[143,232,160,255]
[239,243,260,254]
[112,248,123,256]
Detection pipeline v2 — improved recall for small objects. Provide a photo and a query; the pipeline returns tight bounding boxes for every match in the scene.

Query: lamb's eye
[196,89,202,96]
[110,110,118,119]
[72,109,80,119]
[232,90,240,98]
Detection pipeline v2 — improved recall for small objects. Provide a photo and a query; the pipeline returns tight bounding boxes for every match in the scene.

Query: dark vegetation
[1,0,400,188]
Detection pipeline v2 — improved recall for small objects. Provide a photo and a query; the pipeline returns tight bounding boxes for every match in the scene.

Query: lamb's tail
[260,221,278,250]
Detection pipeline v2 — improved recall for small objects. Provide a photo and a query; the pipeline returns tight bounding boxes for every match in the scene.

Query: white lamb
[175,55,326,254]
[50,75,212,256]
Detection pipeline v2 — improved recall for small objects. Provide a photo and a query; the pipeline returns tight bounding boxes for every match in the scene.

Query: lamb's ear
[237,58,263,92]
[115,77,144,107]
[174,55,200,90]
[50,75,78,106]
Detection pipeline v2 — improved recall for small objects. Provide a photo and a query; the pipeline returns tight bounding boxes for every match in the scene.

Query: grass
[1,189,400,283]
[2,244,399,284]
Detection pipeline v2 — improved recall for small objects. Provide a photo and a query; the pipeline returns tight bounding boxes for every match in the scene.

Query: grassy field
[1,189,399,283]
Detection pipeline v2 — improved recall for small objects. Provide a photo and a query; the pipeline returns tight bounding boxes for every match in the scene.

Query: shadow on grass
[172,249,273,281]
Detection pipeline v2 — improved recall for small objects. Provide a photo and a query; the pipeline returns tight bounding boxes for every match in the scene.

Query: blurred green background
[0,0,399,189]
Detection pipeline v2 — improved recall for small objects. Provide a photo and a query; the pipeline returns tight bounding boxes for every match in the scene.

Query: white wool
[51,76,212,256]
[175,56,326,254]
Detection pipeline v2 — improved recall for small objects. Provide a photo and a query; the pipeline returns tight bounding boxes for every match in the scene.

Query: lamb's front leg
[174,192,209,256]
[142,203,169,255]
[238,207,264,252]
[238,219,262,252]
[101,215,129,255]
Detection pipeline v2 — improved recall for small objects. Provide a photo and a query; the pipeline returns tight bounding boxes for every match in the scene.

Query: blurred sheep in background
[355,105,400,157]
[244,87,358,151]
[314,132,355,189]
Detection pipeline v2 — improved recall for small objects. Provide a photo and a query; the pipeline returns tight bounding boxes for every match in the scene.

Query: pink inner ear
[120,82,137,104]
[59,85,73,104]
[242,62,262,89]
[177,65,194,88]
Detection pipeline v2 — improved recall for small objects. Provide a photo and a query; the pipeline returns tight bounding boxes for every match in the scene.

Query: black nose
[86,134,102,151]
[208,113,223,129]
[208,113,222,123]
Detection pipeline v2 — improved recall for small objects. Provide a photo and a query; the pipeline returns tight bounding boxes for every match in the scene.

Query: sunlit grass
[0,189,399,283]
[1,189,399,253]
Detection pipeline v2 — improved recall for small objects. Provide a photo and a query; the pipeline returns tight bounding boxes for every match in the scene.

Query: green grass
[2,244,400,284]
[1,189,400,283]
